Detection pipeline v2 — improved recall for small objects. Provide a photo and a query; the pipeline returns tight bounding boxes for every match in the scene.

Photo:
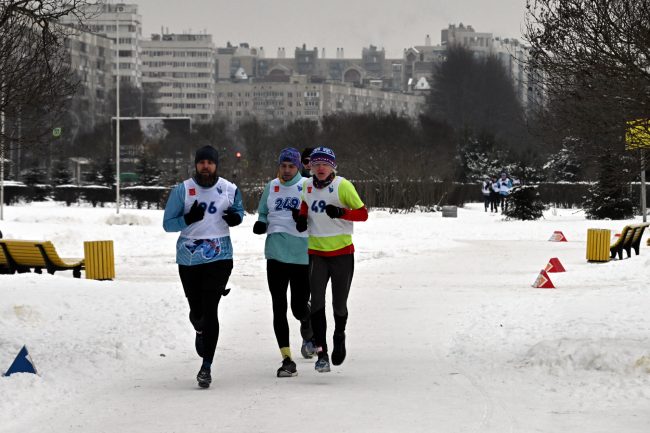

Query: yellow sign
[625,119,650,150]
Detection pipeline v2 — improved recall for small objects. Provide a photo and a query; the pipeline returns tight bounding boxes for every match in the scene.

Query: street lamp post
[0,101,4,221]
[115,5,121,214]
[642,149,647,223]
[0,73,5,221]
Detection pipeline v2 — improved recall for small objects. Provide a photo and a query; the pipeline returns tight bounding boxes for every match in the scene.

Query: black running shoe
[197,366,211,388]
[331,331,346,366]
[195,331,204,358]
[277,357,298,377]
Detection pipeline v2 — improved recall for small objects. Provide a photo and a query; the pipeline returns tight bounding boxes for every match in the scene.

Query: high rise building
[62,3,143,88]
[63,28,114,127]
[141,33,217,122]
[403,24,543,109]
[214,76,424,128]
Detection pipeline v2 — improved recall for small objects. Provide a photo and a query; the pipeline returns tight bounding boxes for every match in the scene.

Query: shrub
[503,185,545,220]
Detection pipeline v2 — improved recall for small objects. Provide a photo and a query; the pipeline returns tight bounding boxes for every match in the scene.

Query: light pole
[0,101,4,221]
[642,149,647,223]
[0,74,4,221]
[115,4,122,214]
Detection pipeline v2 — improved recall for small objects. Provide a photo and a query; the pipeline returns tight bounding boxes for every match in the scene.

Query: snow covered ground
[1,201,649,433]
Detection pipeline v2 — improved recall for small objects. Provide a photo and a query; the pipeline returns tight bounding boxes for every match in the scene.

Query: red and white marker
[548,231,568,242]
[532,269,555,289]
[545,257,566,273]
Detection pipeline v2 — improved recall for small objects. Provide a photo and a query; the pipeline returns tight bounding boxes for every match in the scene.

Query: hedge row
[1,182,647,212]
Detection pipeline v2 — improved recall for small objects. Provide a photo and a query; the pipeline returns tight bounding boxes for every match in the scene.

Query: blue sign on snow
[4,345,38,376]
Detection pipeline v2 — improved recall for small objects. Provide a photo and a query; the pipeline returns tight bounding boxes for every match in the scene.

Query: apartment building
[141,33,217,122]
[214,76,424,127]
[403,24,543,109]
[64,28,114,128]
[62,3,143,88]
[217,43,403,91]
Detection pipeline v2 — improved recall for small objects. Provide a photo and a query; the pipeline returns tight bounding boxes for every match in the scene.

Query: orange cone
[548,231,568,242]
[545,257,566,273]
[532,269,555,289]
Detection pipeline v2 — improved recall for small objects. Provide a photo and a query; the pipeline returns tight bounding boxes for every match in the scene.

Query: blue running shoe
[301,339,316,359]
[315,352,331,373]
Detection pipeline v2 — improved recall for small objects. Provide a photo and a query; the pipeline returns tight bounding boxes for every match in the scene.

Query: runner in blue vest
[163,145,244,388]
[497,171,513,213]
[253,148,315,377]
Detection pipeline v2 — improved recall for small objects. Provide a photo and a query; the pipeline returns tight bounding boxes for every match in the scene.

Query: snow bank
[0,202,648,433]
[522,338,650,374]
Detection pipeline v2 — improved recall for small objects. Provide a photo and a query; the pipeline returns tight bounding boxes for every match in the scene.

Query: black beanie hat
[301,147,314,160]
[195,145,219,164]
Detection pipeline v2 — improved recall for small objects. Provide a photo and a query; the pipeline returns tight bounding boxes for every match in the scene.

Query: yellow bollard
[83,240,115,280]
[586,229,611,262]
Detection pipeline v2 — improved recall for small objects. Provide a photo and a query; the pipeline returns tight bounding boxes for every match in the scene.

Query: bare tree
[524,0,650,133]
[0,0,97,149]
[523,0,648,217]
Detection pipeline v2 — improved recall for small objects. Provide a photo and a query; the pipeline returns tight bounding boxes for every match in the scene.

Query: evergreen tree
[543,137,582,182]
[22,168,47,186]
[51,160,72,185]
[136,153,161,186]
[503,185,546,220]
[98,158,115,187]
[583,151,635,219]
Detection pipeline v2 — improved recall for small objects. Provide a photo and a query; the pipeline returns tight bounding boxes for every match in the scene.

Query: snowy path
[1,204,649,432]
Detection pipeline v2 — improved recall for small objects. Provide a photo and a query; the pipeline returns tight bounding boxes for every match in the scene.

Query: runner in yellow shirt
[294,147,368,372]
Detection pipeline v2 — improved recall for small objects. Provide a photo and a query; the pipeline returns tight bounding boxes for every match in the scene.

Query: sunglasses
[302,158,311,164]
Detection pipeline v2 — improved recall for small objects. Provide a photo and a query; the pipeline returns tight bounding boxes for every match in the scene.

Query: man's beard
[194,170,218,187]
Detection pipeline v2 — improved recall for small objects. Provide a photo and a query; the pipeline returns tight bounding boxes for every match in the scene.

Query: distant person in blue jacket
[163,145,244,389]
[253,147,315,378]
[497,171,513,213]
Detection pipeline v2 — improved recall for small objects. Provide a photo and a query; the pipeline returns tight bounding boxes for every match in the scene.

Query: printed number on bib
[311,200,327,213]
[274,197,300,211]
[198,201,218,214]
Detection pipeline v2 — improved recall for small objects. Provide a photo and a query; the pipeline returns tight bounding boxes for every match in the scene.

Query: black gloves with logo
[295,215,308,232]
[325,204,345,219]
[184,200,205,225]
[222,208,242,227]
[253,221,267,234]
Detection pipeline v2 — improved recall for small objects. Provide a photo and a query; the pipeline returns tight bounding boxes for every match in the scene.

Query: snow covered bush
[583,151,635,220]
[503,185,545,220]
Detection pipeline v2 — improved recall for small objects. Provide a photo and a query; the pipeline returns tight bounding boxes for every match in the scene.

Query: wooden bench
[0,240,84,278]
[610,223,649,260]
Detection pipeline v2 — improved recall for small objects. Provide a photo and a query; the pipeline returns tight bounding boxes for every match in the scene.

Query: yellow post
[586,229,611,262]
[83,240,115,280]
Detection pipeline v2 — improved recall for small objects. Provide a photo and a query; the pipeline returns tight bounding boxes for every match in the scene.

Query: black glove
[222,208,242,227]
[290,207,301,222]
[296,215,308,233]
[325,204,345,219]
[253,221,267,234]
[184,200,205,225]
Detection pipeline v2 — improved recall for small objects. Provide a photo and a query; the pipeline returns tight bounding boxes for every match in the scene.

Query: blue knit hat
[278,147,302,169]
[310,146,336,169]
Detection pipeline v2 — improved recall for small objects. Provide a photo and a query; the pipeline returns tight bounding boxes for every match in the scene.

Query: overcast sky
[129,0,528,58]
